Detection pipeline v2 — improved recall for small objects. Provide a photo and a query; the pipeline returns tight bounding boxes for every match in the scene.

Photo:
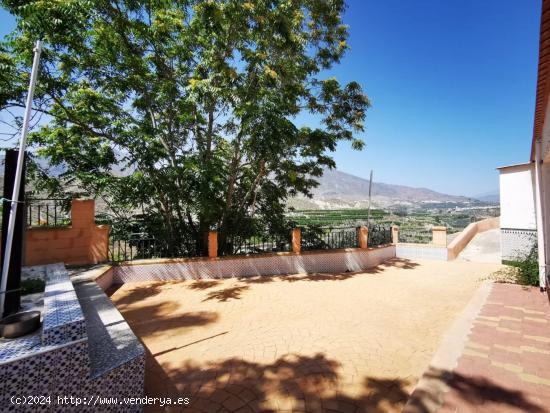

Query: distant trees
[0,0,369,254]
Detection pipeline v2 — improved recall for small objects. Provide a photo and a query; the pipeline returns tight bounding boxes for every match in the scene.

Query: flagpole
[0,40,42,318]
[366,170,373,228]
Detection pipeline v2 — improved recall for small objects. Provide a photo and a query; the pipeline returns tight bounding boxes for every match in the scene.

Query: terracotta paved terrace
[406,283,550,413]
[109,259,502,413]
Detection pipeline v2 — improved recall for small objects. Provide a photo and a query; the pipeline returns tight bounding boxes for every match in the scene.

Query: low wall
[110,245,396,284]
[396,244,448,261]
[25,200,110,266]
[0,263,145,411]
[447,217,500,260]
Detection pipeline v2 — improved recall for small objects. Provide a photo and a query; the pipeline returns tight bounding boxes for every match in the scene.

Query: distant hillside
[0,153,492,211]
[472,191,499,204]
[289,169,486,210]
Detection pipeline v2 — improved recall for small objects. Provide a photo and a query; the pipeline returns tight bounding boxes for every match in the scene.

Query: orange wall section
[25,199,110,266]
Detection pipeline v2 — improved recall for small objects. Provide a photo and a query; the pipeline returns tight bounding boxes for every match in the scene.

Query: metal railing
[368,224,392,247]
[109,234,203,262]
[26,198,71,227]
[301,226,359,251]
[219,233,291,256]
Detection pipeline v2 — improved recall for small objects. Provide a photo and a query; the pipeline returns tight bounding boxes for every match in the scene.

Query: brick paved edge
[402,281,494,413]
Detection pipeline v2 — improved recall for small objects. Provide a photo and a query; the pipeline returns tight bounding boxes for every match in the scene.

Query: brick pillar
[208,231,218,258]
[391,226,399,244]
[357,226,368,249]
[432,226,447,246]
[291,228,301,253]
[71,199,95,228]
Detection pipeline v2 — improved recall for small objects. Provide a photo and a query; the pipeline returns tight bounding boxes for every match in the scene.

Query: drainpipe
[534,139,547,291]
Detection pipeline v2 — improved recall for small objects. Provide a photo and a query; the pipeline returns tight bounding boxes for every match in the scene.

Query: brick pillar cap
[432,226,447,230]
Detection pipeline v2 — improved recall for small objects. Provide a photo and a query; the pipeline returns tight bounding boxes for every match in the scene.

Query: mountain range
[0,154,498,210]
[288,169,497,210]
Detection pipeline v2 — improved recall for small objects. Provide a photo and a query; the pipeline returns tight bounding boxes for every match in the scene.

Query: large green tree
[0,0,369,255]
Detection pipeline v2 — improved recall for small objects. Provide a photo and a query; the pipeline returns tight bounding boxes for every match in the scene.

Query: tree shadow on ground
[143,353,546,413]
[404,367,545,413]
[203,285,250,302]
[105,283,123,297]
[282,272,356,282]
[110,282,165,307]
[238,258,421,285]
[187,280,221,290]
[363,258,420,274]
[145,352,412,413]
[115,300,219,339]
[151,331,229,357]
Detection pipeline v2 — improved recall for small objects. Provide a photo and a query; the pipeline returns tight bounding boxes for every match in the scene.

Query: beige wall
[447,217,500,260]
[25,200,110,266]
[432,226,447,247]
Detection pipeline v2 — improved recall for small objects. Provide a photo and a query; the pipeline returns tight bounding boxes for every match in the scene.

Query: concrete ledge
[74,281,144,378]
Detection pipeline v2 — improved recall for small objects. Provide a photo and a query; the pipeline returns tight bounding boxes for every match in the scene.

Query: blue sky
[331,0,541,196]
[0,1,542,196]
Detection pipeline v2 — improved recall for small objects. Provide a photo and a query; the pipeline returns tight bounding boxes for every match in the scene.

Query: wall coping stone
[74,281,144,378]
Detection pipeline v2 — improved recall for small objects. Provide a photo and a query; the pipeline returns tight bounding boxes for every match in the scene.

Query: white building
[498,163,537,262]
[498,0,550,291]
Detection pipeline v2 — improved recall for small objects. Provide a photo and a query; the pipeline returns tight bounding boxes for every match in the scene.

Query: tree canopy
[0,0,369,255]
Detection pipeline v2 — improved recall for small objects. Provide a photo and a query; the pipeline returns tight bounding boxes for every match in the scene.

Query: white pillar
[534,139,548,289]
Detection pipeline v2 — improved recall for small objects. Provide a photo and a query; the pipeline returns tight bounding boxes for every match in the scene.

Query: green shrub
[511,244,540,287]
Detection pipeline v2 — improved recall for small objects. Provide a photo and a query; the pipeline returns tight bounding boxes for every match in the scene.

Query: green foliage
[0,0,369,255]
[510,244,540,287]
[288,208,387,226]
[21,277,45,295]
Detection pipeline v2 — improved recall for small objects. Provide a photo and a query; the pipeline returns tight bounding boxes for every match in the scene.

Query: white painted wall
[539,94,550,163]
[542,162,550,270]
[499,164,537,230]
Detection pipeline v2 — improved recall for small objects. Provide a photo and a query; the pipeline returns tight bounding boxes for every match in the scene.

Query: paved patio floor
[406,283,550,413]
[109,259,502,413]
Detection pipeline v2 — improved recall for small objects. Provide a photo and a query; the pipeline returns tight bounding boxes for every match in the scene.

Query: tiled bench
[0,263,145,412]
[42,263,86,345]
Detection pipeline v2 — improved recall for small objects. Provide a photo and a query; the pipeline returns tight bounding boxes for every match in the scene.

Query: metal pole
[366,170,373,228]
[0,40,42,317]
[534,139,547,291]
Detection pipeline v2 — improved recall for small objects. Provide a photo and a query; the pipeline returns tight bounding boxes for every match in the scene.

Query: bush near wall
[502,244,540,287]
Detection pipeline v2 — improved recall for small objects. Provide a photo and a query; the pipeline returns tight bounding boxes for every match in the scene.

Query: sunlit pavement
[109,259,502,413]
[406,283,550,413]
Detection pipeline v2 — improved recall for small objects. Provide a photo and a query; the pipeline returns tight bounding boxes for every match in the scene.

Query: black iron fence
[219,233,292,256]
[301,226,359,251]
[26,198,71,227]
[368,224,392,247]
[109,234,203,262]
[24,199,396,262]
